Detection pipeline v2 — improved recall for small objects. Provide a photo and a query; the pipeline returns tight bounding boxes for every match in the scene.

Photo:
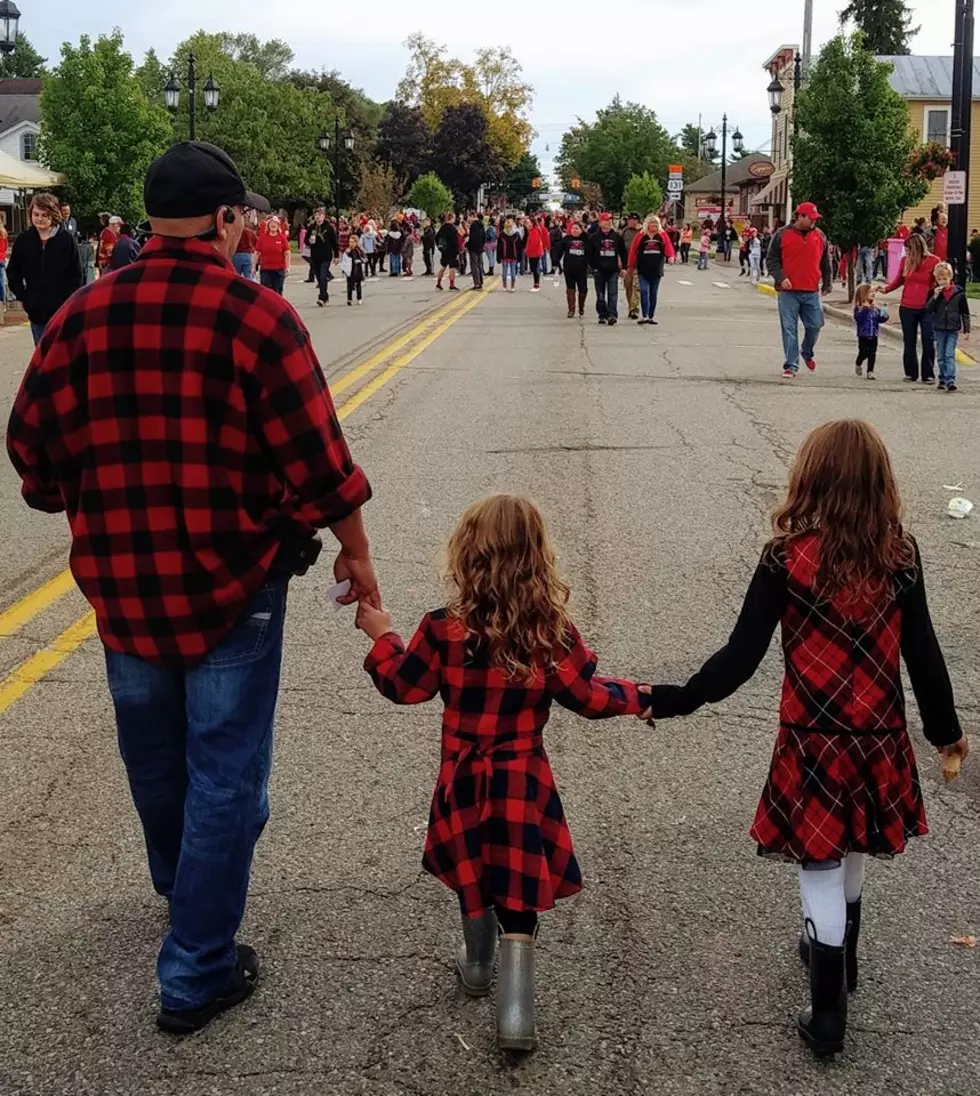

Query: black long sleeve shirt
[650,542,961,747]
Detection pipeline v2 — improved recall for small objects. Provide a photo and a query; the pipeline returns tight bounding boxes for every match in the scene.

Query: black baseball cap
[144,141,271,218]
[628,211,641,221]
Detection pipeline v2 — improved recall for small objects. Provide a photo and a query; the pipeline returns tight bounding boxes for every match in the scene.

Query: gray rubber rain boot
[456,908,497,996]
[496,936,537,1051]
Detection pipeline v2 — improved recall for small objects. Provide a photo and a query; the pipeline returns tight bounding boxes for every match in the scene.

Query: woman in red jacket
[883,233,940,383]
[522,216,546,291]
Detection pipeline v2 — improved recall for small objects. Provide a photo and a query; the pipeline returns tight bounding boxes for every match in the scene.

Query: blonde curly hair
[445,495,571,679]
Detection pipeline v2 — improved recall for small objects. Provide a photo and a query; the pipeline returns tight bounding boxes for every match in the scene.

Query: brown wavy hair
[445,495,571,679]
[771,420,915,603]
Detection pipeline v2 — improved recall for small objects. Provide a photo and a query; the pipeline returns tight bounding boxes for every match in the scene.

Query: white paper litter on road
[678,280,694,286]
[943,483,965,491]
[947,497,974,519]
[713,282,731,289]
[454,1033,471,1051]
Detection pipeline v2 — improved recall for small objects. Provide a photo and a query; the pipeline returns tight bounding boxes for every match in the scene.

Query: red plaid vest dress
[750,535,928,861]
[365,611,643,916]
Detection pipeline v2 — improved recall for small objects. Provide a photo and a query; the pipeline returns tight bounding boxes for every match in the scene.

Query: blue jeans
[501,259,517,286]
[856,248,875,285]
[899,306,935,380]
[697,252,709,270]
[105,574,288,1010]
[935,330,958,385]
[233,252,254,279]
[594,269,619,319]
[260,269,285,295]
[30,322,45,345]
[777,290,824,371]
[639,274,661,319]
[389,252,402,276]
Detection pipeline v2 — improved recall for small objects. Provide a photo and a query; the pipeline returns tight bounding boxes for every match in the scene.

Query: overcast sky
[26,0,954,180]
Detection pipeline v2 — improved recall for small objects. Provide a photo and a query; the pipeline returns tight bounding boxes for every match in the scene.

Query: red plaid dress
[651,534,961,863]
[365,611,644,916]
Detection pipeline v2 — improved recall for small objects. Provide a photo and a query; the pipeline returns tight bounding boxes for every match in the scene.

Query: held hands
[355,601,394,641]
[334,550,381,608]
[939,737,969,783]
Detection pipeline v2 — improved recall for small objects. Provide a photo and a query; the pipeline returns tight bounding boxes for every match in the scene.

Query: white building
[0,78,42,227]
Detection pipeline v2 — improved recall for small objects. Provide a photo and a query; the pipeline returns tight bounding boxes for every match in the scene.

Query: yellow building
[882,55,977,228]
[755,45,799,225]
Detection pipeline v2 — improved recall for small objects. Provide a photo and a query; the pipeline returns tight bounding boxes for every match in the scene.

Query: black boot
[797,921,847,1057]
[799,899,861,992]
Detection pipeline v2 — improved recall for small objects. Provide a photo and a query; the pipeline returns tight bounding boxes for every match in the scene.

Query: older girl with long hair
[883,231,941,382]
[356,494,649,1052]
[646,420,965,1059]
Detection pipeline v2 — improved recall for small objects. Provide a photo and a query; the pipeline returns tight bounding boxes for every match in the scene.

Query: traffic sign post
[667,164,684,220]
[944,169,968,205]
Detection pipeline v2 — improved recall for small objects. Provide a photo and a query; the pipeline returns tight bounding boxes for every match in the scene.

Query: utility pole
[802,0,813,76]
[950,0,975,287]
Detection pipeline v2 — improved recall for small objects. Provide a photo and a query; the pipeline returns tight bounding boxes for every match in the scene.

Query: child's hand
[637,685,655,727]
[355,601,394,641]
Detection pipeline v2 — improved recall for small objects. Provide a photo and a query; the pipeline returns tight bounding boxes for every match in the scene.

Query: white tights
[798,854,866,947]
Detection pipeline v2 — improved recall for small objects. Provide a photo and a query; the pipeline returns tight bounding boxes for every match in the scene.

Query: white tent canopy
[0,148,66,189]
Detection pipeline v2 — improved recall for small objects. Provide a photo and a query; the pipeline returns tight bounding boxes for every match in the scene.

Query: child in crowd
[644,420,965,1059]
[749,230,762,282]
[698,225,712,271]
[853,283,885,379]
[497,218,521,292]
[356,495,649,1052]
[926,261,970,393]
[401,225,416,280]
[342,235,365,305]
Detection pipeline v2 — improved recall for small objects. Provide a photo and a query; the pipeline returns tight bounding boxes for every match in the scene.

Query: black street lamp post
[165,52,220,141]
[703,116,743,252]
[319,118,354,246]
[0,0,20,54]
[950,0,975,286]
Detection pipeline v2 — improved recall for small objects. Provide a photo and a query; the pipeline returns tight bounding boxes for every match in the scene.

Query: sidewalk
[713,259,979,367]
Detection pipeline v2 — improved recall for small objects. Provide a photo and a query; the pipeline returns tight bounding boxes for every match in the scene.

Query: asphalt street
[1,261,979,1096]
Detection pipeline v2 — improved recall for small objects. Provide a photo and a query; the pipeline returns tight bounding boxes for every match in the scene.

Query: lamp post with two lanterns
[319,119,354,245]
[164,53,220,141]
[702,116,743,249]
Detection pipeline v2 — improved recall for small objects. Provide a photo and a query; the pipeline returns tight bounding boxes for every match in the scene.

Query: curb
[755,290,978,367]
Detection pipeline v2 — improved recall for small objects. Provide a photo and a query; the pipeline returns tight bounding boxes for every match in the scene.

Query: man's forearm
[329,508,370,557]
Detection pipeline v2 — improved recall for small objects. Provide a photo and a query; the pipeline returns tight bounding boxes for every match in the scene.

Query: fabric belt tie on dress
[442,735,543,825]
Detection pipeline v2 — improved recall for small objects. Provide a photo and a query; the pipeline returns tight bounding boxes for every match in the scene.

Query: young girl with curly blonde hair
[356,494,649,1052]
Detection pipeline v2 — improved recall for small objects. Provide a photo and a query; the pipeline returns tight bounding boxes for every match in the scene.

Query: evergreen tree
[839,0,919,55]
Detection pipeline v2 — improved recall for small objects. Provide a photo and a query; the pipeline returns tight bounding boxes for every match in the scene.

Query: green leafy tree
[0,34,46,78]
[164,33,332,207]
[794,35,928,300]
[432,102,501,206]
[621,172,664,216]
[504,150,541,203]
[40,31,173,225]
[376,102,432,185]
[839,0,919,55]
[407,171,453,219]
[556,97,675,210]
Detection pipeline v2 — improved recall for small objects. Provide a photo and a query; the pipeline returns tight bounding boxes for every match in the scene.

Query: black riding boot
[797,921,847,1057]
[799,899,861,992]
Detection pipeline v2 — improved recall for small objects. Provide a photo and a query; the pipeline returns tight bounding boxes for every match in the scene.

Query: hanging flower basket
[909,142,956,181]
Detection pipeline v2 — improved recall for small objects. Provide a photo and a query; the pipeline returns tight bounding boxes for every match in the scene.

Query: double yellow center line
[0,284,492,717]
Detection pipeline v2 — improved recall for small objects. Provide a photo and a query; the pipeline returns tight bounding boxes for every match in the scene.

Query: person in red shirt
[765,202,833,378]
[233,218,258,280]
[882,232,940,382]
[929,212,949,261]
[97,214,121,273]
[522,216,547,291]
[6,140,376,1034]
[254,215,291,294]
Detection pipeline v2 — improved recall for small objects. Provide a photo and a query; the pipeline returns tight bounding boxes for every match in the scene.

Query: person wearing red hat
[766,202,832,379]
[586,213,628,325]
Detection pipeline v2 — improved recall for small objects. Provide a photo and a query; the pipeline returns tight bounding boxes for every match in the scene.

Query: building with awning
[684,153,777,230]
[0,79,67,232]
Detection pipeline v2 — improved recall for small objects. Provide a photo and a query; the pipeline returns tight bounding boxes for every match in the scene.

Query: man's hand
[355,601,394,641]
[334,550,380,608]
[780,278,792,291]
[821,286,831,297]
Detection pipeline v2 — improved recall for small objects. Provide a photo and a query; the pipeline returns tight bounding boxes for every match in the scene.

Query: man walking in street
[586,211,627,326]
[6,141,377,1035]
[621,212,641,320]
[766,201,832,379]
[435,212,460,291]
[467,212,486,290]
[309,207,338,306]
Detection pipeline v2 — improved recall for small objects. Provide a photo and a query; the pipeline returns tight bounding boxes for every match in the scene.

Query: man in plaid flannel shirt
[6,142,377,1033]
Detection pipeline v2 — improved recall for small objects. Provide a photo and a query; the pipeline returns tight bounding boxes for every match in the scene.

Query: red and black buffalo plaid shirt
[6,236,371,666]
